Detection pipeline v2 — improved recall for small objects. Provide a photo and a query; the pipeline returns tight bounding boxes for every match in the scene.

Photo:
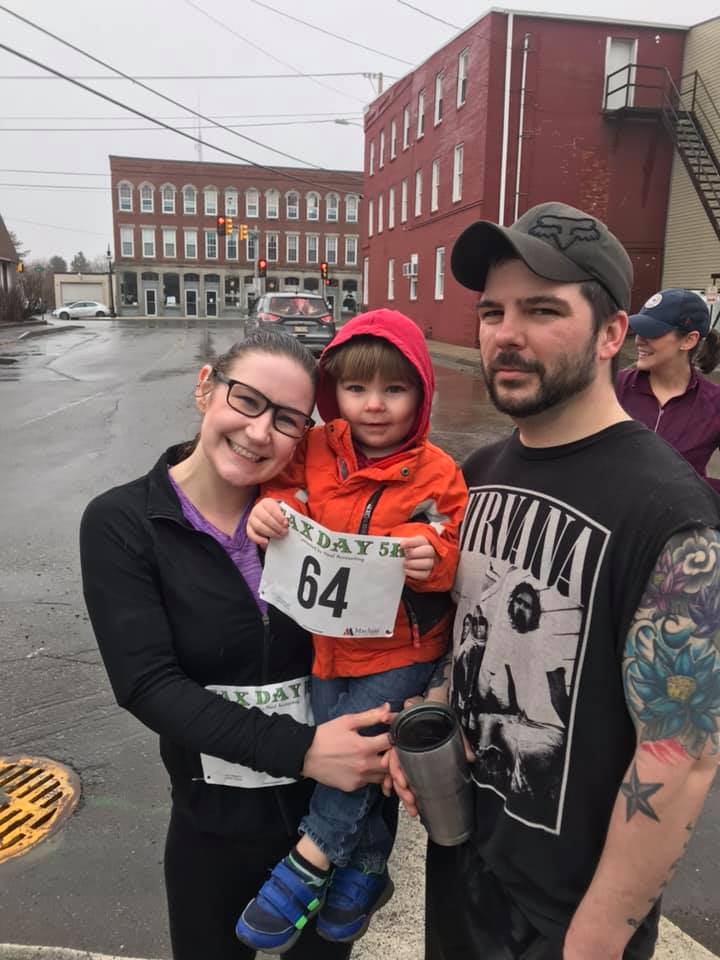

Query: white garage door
[59,282,104,304]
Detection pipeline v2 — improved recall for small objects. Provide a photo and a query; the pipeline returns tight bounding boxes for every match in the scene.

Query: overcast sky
[0,0,717,262]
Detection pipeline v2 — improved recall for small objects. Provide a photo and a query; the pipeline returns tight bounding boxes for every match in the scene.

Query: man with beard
[387,202,720,960]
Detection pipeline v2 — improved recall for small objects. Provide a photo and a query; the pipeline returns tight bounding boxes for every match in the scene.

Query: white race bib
[200,675,312,788]
[260,504,406,638]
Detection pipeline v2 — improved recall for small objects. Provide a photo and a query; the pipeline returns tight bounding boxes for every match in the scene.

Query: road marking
[18,390,113,428]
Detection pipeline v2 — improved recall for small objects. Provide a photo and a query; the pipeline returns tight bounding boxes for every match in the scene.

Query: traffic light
[225,217,234,237]
[239,223,248,241]
[15,261,24,273]
[257,258,267,279]
[216,215,226,236]
[319,261,329,281]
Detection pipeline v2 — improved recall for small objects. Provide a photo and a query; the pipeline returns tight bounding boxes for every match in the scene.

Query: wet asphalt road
[0,319,717,957]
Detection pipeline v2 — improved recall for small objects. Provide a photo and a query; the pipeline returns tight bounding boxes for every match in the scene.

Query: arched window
[266,188,280,219]
[306,191,319,221]
[286,191,299,219]
[245,188,259,218]
[203,187,218,216]
[117,181,133,212]
[139,183,154,213]
[182,185,197,215]
[161,184,176,214]
[326,193,339,222]
[345,194,359,223]
[225,188,238,216]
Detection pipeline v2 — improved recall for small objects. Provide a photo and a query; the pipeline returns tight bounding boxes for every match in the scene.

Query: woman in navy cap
[616,288,720,492]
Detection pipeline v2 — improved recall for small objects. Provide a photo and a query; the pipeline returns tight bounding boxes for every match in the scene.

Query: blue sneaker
[317,866,394,943]
[235,859,328,955]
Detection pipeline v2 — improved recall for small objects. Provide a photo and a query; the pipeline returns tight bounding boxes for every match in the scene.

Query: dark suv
[247,293,336,354]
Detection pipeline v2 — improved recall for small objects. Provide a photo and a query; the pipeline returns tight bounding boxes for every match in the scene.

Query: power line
[0,168,111,177]
[248,0,414,67]
[0,12,361,190]
[0,6,335,174]
[0,183,110,190]
[2,215,109,237]
[0,111,365,121]
[0,71,388,80]
[395,0,460,29]
[179,0,367,105]
[1,118,364,132]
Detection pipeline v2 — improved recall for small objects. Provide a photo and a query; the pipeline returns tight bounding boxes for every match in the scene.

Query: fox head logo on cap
[528,214,601,252]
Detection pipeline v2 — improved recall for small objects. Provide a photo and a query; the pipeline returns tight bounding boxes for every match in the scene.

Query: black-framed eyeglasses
[212,370,315,439]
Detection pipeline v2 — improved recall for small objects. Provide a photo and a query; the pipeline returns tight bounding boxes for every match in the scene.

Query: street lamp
[106,244,116,317]
[333,118,364,128]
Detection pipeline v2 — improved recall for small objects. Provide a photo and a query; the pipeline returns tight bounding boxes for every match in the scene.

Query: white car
[52,300,112,319]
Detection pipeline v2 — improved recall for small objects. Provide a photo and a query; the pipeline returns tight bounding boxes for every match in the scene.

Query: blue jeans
[299,661,436,873]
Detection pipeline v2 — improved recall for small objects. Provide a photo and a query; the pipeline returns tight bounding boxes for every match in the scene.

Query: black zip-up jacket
[80,445,317,838]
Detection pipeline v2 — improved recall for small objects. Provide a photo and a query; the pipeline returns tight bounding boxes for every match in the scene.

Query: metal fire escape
[604,65,720,242]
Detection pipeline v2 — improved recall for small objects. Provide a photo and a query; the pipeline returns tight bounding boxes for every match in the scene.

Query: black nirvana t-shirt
[450,421,719,946]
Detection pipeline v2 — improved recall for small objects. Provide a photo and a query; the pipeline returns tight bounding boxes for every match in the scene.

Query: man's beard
[481,335,598,418]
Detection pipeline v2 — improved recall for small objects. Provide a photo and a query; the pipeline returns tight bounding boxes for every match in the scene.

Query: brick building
[361,11,701,346]
[110,156,363,320]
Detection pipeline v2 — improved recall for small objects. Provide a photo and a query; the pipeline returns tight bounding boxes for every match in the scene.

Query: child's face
[336,373,420,458]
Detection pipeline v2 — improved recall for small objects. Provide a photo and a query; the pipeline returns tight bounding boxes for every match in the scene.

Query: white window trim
[247,234,258,262]
[434,72,444,126]
[414,170,422,217]
[245,188,260,218]
[118,182,133,212]
[390,119,397,160]
[266,232,279,262]
[225,189,239,217]
[182,185,197,215]
[409,255,418,301]
[346,194,359,223]
[400,180,408,224]
[434,246,445,300]
[431,159,440,213]
[325,234,339,266]
[205,230,218,260]
[457,49,469,108]
[184,229,198,259]
[326,193,339,223]
[306,234,319,264]
[387,258,395,300]
[388,187,395,230]
[141,227,156,258]
[161,184,176,215]
[139,183,154,214]
[452,143,464,203]
[417,90,425,139]
[378,194,384,234]
[379,130,385,168]
[306,192,320,221]
[369,140,375,176]
[368,199,374,238]
[162,228,176,258]
[286,232,299,263]
[286,191,300,219]
[362,257,369,306]
[120,225,134,257]
[402,106,410,150]
[204,188,218,217]
[265,189,280,219]
[344,235,358,267]
[226,234,239,261]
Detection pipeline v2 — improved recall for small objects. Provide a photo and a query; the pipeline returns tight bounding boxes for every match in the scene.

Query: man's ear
[195,364,215,412]
[598,311,629,362]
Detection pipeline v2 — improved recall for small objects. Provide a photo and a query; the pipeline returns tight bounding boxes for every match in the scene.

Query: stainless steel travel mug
[390,702,474,846]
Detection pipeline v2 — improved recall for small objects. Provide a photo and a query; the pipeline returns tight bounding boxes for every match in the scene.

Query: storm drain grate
[0,756,81,863]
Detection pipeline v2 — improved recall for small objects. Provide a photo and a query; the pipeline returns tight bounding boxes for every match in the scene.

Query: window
[306,192,319,221]
[409,254,418,300]
[204,188,218,216]
[431,159,440,212]
[286,233,299,263]
[140,184,153,213]
[306,234,318,264]
[183,186,197,215]
[247,233,258,261]
[369,140,375,176]
[205,231,217,259]
[326,235,338,266]
[141,228,155,257]
[388,187,396,229]
[225,276,240,307]
[120,226,133,257]
[226,233,238,260]
[225,189,238,216]
[377,194,384,233]
[326,193,339,222]
[414,169,423,217]
[368,199,374,238]
[245,188,259,218]
[162,228,176,258]
[184,229,198,259]
[387,259,395,300]
[402,106,410,149]
[120,271,138,305]
[362,257,369,305]
[345,236,358,266]
[266,189,279,219]
[400,179,408,223]
[286,191,300,219]
[390,119,397,159]
[161,185,175,214]
[434,72,444,125]
[452,144,464,202]
[417,90,425,138]
[266,232,279,261]
[434,247,445,299]
[346,194,359,223]
[379,130,385,168]
[457,49,469,107]
[118,182,132,212]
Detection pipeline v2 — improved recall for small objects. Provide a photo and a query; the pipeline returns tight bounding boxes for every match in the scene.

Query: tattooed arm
[564,528,720,960]
[424,651,452,703]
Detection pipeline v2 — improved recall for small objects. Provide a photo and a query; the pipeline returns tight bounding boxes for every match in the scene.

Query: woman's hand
[401,535,438,581]
[381,746,420,817]
[247,498,289,548]
[302,705,392,791]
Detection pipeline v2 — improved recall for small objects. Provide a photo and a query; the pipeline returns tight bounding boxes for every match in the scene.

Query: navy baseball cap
[629,289,710,339]
[451,201,633,311]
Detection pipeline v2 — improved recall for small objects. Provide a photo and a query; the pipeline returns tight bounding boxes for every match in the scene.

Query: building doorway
[604,38,637,109]
[185,289,198,317]
[145,288,157,316]
[206,290,218,317]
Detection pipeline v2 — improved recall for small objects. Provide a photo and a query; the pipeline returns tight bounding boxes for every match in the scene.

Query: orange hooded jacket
[262,309,468,680]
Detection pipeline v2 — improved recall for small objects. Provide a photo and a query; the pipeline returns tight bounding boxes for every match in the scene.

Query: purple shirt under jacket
[615,366,720,494]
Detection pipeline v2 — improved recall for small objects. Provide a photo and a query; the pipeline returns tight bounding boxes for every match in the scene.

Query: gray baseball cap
[451,201,633,311]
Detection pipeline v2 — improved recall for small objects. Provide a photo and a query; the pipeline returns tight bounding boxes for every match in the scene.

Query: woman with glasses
[80,331,390,960]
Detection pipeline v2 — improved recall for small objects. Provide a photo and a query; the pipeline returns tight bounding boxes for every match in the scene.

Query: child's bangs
[326,337,420,386]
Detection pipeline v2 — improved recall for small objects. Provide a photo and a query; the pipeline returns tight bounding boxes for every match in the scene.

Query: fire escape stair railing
[666,108,720,242]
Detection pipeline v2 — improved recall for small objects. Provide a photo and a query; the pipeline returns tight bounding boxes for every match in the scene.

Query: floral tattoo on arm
[622,528,720,821]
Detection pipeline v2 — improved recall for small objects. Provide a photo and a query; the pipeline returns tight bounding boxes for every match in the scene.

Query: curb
[0,949,163,960]
[16,324,85,340]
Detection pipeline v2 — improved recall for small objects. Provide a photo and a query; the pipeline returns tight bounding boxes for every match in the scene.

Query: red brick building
[361,11,689,346]
[110,156,363,319]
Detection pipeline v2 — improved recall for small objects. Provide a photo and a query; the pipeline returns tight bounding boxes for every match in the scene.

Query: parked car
[52,300,112,320]
[246,293,336,354]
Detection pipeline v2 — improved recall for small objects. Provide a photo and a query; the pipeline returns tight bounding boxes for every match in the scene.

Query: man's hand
[401,535,438,581]
[302,706,392,792]
[247,498,289,548]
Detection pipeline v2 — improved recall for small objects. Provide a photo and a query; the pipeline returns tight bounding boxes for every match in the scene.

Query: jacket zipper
[653,406,664,432]
[358,485,387,535]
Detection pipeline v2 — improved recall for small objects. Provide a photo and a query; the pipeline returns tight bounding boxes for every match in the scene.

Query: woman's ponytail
[694,329,720,374]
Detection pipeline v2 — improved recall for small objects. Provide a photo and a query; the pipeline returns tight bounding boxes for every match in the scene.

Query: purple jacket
[616,366,720,494]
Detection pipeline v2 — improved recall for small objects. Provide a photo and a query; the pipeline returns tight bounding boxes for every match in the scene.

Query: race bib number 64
[259,504,406,638]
